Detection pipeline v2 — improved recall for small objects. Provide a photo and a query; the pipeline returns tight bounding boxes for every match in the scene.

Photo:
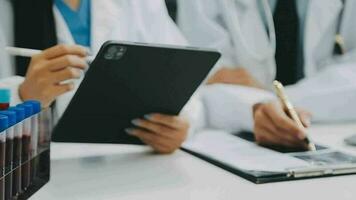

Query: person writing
[178,0,356,149]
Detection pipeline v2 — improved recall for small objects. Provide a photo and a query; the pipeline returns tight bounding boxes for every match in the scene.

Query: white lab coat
[178,0,356,131]
[0,0,22,101]
[0,29,11,79]
[0,0,206,132]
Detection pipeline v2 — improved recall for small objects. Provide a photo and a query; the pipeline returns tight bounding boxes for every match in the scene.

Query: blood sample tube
[0,90,11,200]
[16,104,33,192]
[24,101,41,184]
[0,111,16,200]
[0,115,9,200]
[8,107,25,197]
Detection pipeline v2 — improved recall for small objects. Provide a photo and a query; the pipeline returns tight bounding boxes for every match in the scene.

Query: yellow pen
[273,80,317,151]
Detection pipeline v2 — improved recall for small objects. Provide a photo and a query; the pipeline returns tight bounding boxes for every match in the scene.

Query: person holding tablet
[0,0,197,154]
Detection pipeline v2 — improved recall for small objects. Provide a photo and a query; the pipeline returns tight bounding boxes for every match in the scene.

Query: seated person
[0,0,202,154]
[178,0,356,149]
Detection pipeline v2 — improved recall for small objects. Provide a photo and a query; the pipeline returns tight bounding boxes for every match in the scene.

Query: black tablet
[52,41,221,144]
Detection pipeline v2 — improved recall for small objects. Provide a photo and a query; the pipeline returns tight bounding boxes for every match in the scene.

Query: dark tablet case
[52,41,221,144]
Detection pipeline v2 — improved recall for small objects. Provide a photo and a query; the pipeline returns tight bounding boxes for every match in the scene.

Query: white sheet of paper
[183,130,310,172]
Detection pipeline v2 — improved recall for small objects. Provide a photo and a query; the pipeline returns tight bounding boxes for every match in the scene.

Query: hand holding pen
[6,45,89,108]
[252,81,316,151]
[272,81,316,151]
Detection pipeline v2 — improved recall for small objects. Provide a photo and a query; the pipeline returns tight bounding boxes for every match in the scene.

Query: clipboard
[183,131,356,184]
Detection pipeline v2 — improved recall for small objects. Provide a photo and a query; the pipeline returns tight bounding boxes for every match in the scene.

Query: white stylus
[5,46,94,63]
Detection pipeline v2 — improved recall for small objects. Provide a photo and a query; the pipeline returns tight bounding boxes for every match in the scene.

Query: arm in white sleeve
[0,76,24,106]
[285,61,356,122]
[200,84,275,132]
[200,60,356,131]
[180,91,207,138]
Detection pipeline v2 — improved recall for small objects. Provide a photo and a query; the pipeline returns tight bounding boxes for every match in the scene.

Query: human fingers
[254,107,301,147]
[144,113,188,130]
[47,55,88,71]
[126,128,175,154]
[262,103,305,140]
[131,119,174,139]
[41,44,87,59]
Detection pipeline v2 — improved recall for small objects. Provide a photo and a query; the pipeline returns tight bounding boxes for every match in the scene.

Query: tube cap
[8,107,25,123]
[0,114,9,132]
[0,111,16,126]
[17,104,33,118]
[0,89,10,103]
[24,100,41,114]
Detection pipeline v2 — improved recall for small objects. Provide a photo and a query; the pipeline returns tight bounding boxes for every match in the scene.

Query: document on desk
[183,130,310,172]
[183,130,356,177]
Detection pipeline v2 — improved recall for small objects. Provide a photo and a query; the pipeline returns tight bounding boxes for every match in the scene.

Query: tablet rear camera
[104,45,126,60]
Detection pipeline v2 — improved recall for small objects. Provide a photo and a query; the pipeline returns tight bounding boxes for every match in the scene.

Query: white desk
[31,123,356,200]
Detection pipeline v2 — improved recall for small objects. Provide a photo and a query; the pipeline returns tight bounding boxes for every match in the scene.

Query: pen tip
[309,144,317,151]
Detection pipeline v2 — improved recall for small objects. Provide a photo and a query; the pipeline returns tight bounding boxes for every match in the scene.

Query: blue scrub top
[55,0,91,48]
